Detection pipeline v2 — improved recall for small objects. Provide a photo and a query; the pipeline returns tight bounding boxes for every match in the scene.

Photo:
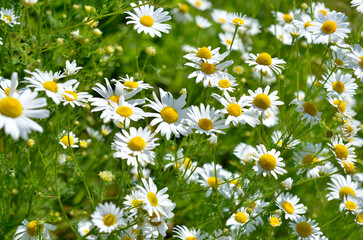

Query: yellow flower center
[27,221,39,236]
[283,14,293,23]
[334,59,344,66]
[253,93,271,109]
[184,157,192,168]
[84,229,90,234]
[356,213,363,224]
[195,1,202,7]
[4,87,11,96]
[227,103,242,117]
[128,137,146,151]
[333,100,346,112]
[339,186,355,199]
[0,97,23,118]
[345,200,357,211]
[123,81,139,88]
[219,18,226,23]
[235,212,248,223]
[207,176,220,188]
[343,161,355,174]
[269,216,280,227]
[332,81,345,94]
[140,15,154,27]
[43,81,58,93]
[304,21,313,29]
[302,154,318,165]
[233,18,244,25]
[198,118,213,131]
[160,107,178,123]
[3,15,12,22]
[319,10,328,16]
[63,90,78,101]
[122,236,132,240]
[281,201,294,214]
[196,47,212,59]
[259,154,277,171]
[359,56,363,68]
[321,21,337,34]
[296,222,312,238]
[201,62,216,74]
[131,199,143,207]
[147,192,159,207]
[179,4,189,13]
[61,135,74,147]
[103,213,117,227]
[256,53,272,66]
[225,39,232,45]
[334,144,349,159]
[302,101,318,116]
[117,106,133,117]
[109,95,120,104]
[218,79,230,88]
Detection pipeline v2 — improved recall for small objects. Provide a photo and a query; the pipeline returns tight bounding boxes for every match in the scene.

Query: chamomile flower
[211,92,260,127]
[78,221,96,240]
[211,72,238,92]
[137,178,175,220]
[60,82,91,108]
[145,88,191,140]
[91,202,124,233]
[275,11,295,26]
[293,100,321,127]
[171,4,192,23]
[211,9,229,24]
[196,15,211,29]
[276,192,306,220]
[355,212,363,225]
[197,162,229,197]
[272,130,300,149]
[187,0,211,11]
[347,44,363,82]
[0,8,20,27]
[311,2,330,18]
[269,214,282,227]
[327,96,355,118]
[330,47,349,68]
[14,219,56,240]
[59,130,79,149]
[118,228,138,240]
[141,212,170,239]
[112,127,159,167]
[184,46,230,65]
[64,60,83,76]
[340,195,363,214]
[247,86,284,118]
[268,24,293,45]
[328,135,356,162]
[252,144,287,179]
[293,142,325,178]
[124,190,143,218]
[21,0,38,7]
[351,0,363,13]
[218,32,242,51]
[118,74,152,90]
[322,70,357,100]
[226,207,256,236]
[173,225,206,240]
[228,12,251,27]
[292,14,314,44]
[233,142,256,165]
[125,1,172,38]
[263,110,279,127]
[187,103,228,135]
[326,174,363,201]
[246,52,286,76]
[308,11,351,45]
[0,73,49,140]
[281,177,293,191]
[340,119,360,141]
[289,216,323,240]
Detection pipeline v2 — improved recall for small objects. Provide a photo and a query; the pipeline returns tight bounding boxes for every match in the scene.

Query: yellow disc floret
[253,94,271,109]
[198,118,213,131]
[269,216,281,227]
[147,192,159,207]
[117,106,133,117]
[63,91,78,101]
[282,201,294,214]
[304,21,313,29]
[207,176,220,188]
[196,47,212,59]
[218,79,230,89]
[123,81,139,88]
[332,81,345,94]
[302,102,318,116]
[160,107,179,123]
[321,21,337,34]
[339,186,355,199]
[259,154,277,171]
[128,136,146,151]
[61,135,74,147]
[43,81,58,93]
[227,103,242,117]
[296,222,313,238]
[201,62,216,74]
[235,212,248,223]
[333,100,346,112]
[334,144,349,159]
[345,200,357,211]
[0,97,23,118]
[103,214,117,227]
[256,53,272,66]
[302,154,319,165]
[283,14,293,23]
[140,15,154,27]
[27,221,39,236]
[109,95,120,104]
[233,18,244,25]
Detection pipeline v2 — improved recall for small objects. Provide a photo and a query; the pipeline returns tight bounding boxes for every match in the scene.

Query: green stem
[229,25,239,51]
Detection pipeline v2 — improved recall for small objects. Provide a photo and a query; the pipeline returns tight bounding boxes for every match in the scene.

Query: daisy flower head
[118,228,138,240]
[211,91,260,127]
[141,212,170,239]
[78,221,96,240]
[226,207,257,236]
[64,60,83,76]
[59,130,79,149]
[292,14,314,44]
[118,74,152,91]
[195,15,211,29]
[289,215,323,240]
[274,10,295,26]
[0,8,20,27]
[187,0,212,11]
[268,214,282,228]
[246,52,286,76]
[322,70,357,100]
[326,174,363,201]
[268,24,293,45]
[311,2,330,18]
[327,135,356,162]
[347,44,363,82]
[293,100,321,127]
[340,119,360,141]
[351,0,363,13]
[183,46,230,65]
[187,103,228,135]
[308,11,351,45]
[125,1,171,37]
[281,177,293,191]
[112,127,159,167]
[228,12,251,27]
[326,96,355,118]
[252,144,287,179]
[173,225,206,240]
[60,81,91,108]
[171,4,192,23]
[124,189,143,218]
[355,211,363,225]
[330,46,349,68]
[233,142,256,165]
[339,195,362,214]
[137,177,175,220]
[14,219,56,240]
[275,192,306,220]
[211,9,229,24]
[247,85,284,118]
[91,202,124,233]
[218,32,242,51]
[145,88,191,140]
[263,109,279,127]
[197,162,229,197]
[211,72,238,92]
[0,73,49,140]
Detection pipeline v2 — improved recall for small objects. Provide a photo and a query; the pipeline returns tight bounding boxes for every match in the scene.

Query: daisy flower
[64,60,83,76]
[187,103,228,135]
[271,130,300,149]
[293,100,321,127]
[112,127,159,167]
[351,0,363,13]
[275,192,306,220]
[292,14,314,44]
[326,174,363,201]
[187,0,211,11]
[311,2,330,18]
[327,135,356,162]
[268,214,282,227]
[355,212,363,225]
[340,119,360,141]
[308,11,351,45]
[14,219,56,240]
[211,9,229,24]
[124,190,144,218]
[171,4,192,23]
[246,52,286,76]
[173,225,207,240]
[233,142,255,165]
[274,10,295,26]
[347,44,363,82]
[0,73,49,140]
[118,228,138,240]
[322,70,357,100]
[91,202,124,233]
[141,212,170,239]
[228,12,251,27]
[195,15,211,29]
[211,92,260,127]
[268,24,292,45]
[263,109,279,127]
[59,130,79,149]
[125,1,171,38]
[327,96,355,118]
[226,207,257,236]
[218,32,242,51]
[211,72,238,92]
[118,74,152,90]
[293,142,325,178]
[330,47,349,68]
[289,216,323,240]
[340,195,362,214]
[60,81,91,108]
[197,162,229,197]
[137,178,175,220]
[145,88,191,140]
[252,144,287,179]
[281,177,293,191]
[78,221,96,240]
[21,0,38,7]
[183,46,230,65]
[0,8,20,27]
[247,86,284,118]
